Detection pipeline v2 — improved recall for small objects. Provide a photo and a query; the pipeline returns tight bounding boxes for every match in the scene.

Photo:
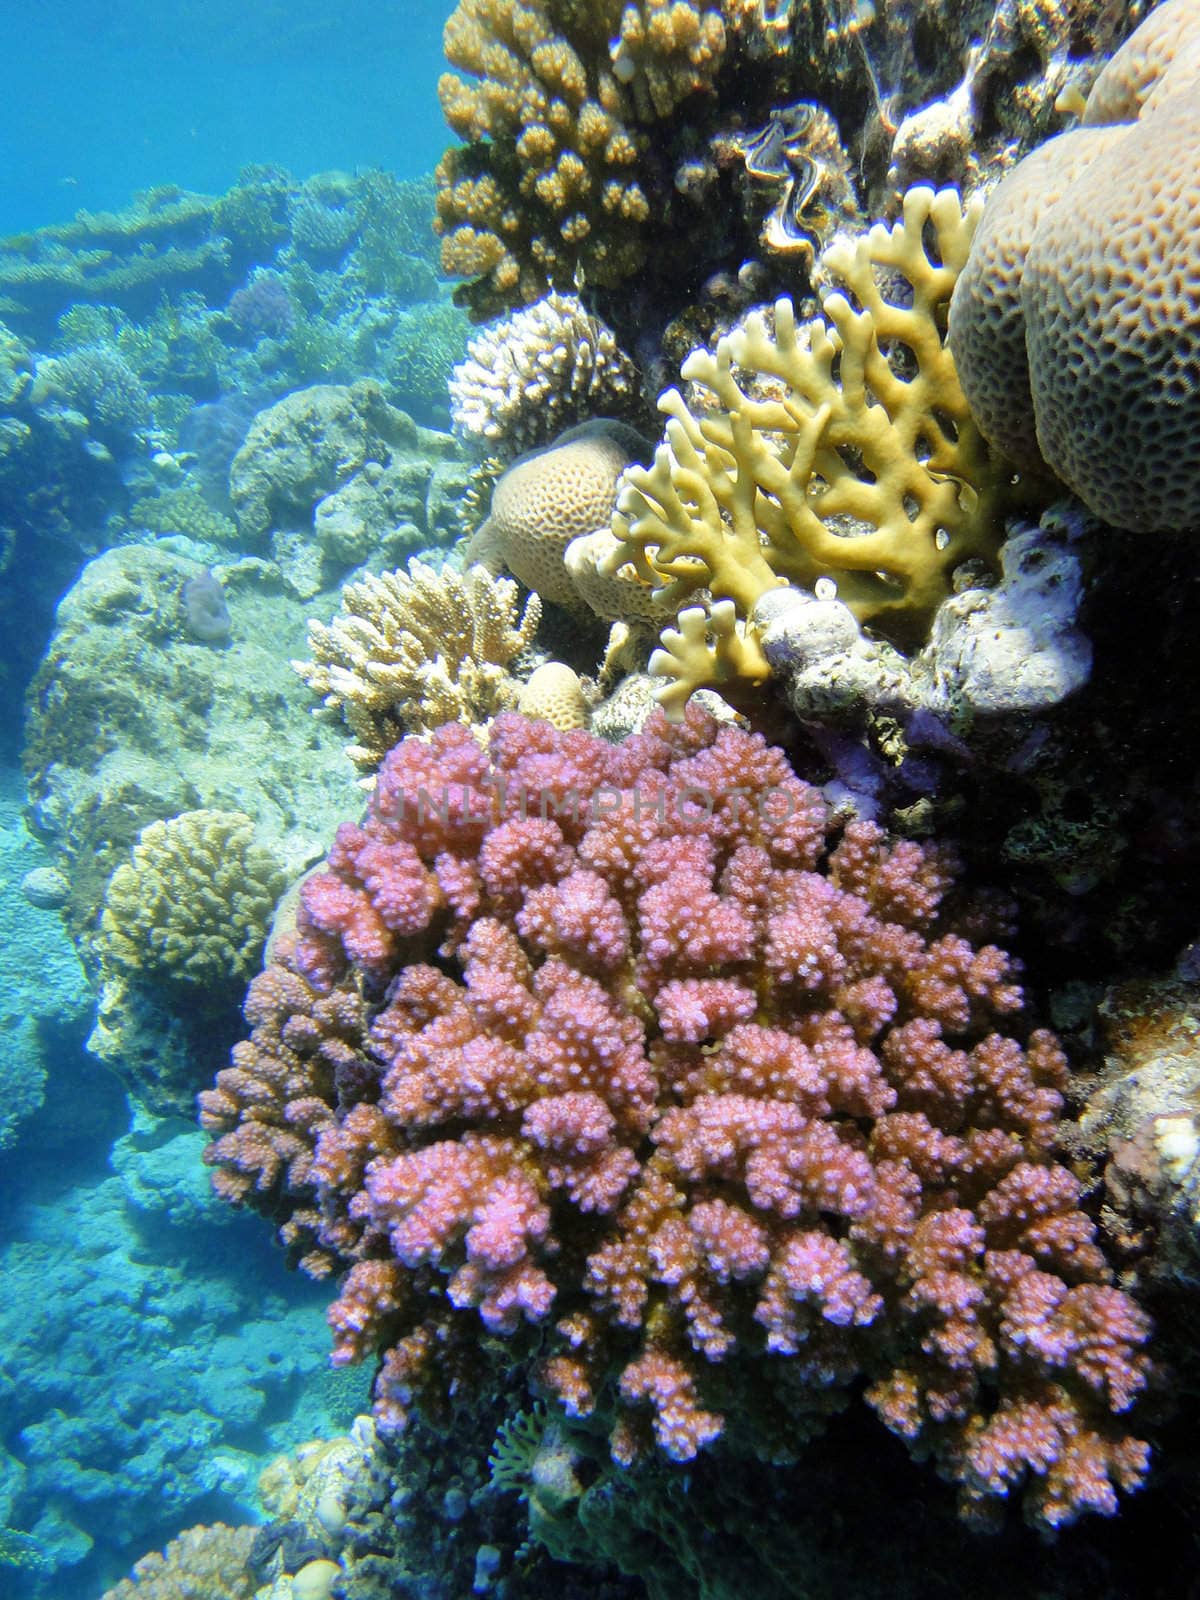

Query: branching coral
[201,707,1150,1531]
[449,291,645,457]
[293,560,541,771]
[98,808,285,987]
[434,0,734,317]
[596,186,1027,715]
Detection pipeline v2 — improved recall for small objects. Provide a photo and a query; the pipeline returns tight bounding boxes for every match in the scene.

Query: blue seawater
[0,5,447,1595]
[1,0,450,234]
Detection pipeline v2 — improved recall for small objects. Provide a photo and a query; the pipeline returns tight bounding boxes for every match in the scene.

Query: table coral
[293,559,541,772]
[201,707,1150,1530]
[594,185,1024,715]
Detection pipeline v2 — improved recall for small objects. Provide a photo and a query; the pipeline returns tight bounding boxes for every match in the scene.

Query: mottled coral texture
[201,709,1150,1531]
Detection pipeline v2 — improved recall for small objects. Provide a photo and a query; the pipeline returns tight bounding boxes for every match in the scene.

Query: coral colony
[7,1,1200,1594]
[202,708,1150,1531]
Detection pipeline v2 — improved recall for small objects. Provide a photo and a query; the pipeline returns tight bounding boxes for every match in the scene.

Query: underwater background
[1,0,450,234]
[2,2,1200,1598]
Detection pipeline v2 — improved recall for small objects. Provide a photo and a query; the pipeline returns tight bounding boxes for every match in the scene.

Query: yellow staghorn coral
[293,559,541,771]
[435,0,730,317]
[98,810,284,988]
[604,186,1027,714]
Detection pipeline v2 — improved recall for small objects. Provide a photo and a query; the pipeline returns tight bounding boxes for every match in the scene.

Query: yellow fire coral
[98,810,285,987]
[602,185,1025,715]
[293,560,541,771]
[435,0,732,316]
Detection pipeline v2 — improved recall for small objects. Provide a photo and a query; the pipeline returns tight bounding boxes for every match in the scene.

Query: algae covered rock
[23,542,354,951]
[229,380,468,596]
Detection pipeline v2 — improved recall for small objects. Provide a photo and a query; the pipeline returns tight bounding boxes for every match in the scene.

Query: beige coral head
[947,124,1128,472]
[472,419,650,608]
[291,1560,341,1600]
[98,809,284,987]
[1022,92,1200,532]
[1083,0,1200,124]
[517,661,589,730]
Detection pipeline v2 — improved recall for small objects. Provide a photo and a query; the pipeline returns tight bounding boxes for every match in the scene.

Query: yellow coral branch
[605,185,1020,714]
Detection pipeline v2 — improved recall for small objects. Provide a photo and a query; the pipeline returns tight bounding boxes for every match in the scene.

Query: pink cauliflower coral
[200,707,1150,1530]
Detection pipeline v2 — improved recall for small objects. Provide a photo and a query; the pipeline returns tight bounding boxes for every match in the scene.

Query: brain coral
[1020,92,1200,532]
[1082,0,1200,123]
[945,126,1127,473]
[201,707,1150,1532]
[99,808,285,988]
[469,419,650,608]
[949,0,1200,531]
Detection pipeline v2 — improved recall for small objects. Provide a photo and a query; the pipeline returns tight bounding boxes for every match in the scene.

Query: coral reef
[130,484,241,550]
[450,291,648,458]
[100,1524,258,1600]
[949,0,1200,531]
[30,342,152,454]
[592,186,1027,714]
[228,381,470,596]
[23,543,350,951]
[0,768,91,1152]
[1075,961,1200,1292]
[0,163,467,749]
[0,1124,357,1596]
[293,559,542,771]
[432,0,1141,345]
[434,0,731,317]
[756,505,1094,735]
[202,707,1149,1530]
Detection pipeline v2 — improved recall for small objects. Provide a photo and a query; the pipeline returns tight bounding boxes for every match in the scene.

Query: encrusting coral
[98,808,285,988]
[201,706,1151,1532]
[591,185,1027,715]
[449,291,646,458]
[293,559,541,772]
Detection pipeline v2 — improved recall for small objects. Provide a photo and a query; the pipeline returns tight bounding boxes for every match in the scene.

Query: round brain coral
[949,0,1200,532]
[1021,92,1200,532]
[200,708,1150,1532]
[469,419,649,607]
